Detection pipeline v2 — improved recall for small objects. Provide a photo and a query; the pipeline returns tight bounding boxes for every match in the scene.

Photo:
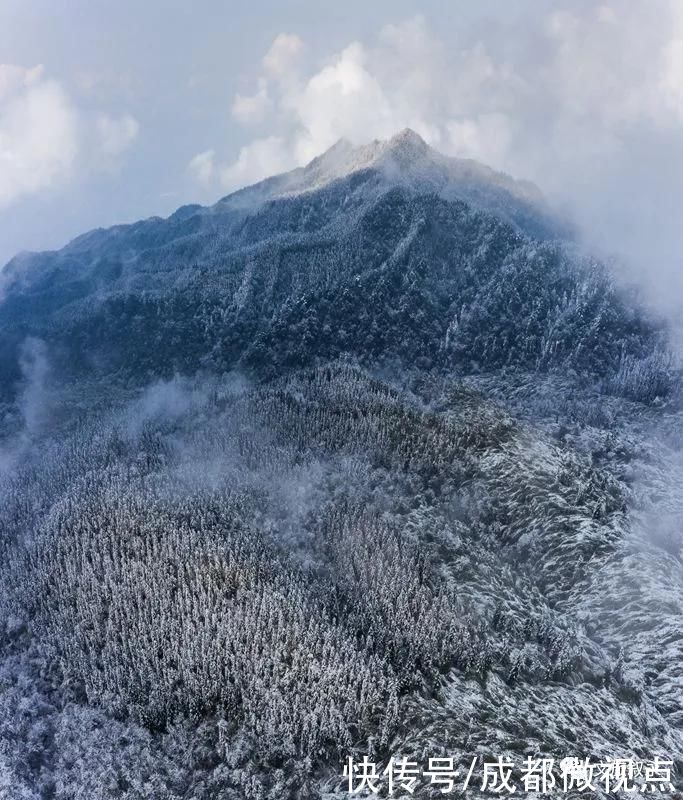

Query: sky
[1,0,683,316]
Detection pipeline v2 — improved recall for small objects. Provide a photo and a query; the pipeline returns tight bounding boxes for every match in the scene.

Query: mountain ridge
[0,130,674,423]
[0,129,563,276]
[211,127,565,239]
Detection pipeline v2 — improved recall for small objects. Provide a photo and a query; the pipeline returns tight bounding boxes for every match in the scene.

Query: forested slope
[0,132,680,798]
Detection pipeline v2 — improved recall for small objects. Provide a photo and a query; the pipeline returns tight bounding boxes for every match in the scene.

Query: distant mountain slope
[0,131,673,425]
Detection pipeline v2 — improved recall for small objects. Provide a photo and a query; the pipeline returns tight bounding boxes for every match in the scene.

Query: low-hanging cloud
[192,3,683,326]
[0,336,52,477]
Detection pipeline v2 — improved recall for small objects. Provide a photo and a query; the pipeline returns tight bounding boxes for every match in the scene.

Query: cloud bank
[192,3,683,321]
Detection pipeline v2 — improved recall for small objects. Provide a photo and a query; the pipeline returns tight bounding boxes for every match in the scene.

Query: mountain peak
[310,128,429,173]
[218,128,558,238]
[385,127,430,154]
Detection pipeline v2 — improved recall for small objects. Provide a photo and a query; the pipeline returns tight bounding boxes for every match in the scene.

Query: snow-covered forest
[0,134,681,797]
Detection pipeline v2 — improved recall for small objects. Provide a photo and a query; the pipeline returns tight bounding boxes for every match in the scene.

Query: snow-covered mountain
[216,128,561,237]
[0,130,670,419]
[0,132,681,798]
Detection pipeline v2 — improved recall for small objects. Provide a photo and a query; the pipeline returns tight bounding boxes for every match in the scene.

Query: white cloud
[0,64,140,208]
[263,33,304,77]
[0,66,79,207]
[220,136,290,189]
[291,42,399,162]
[231,78,270,124]
[96,112,139,156]
[446,113,513,166]
[187,149,215,186]
[220,27,441,187]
